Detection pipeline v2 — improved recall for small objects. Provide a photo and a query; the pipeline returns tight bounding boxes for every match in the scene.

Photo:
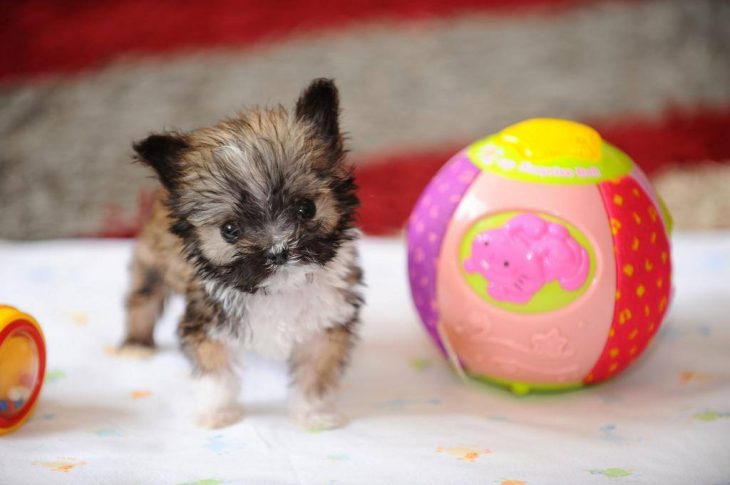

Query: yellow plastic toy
[0,305,46,435]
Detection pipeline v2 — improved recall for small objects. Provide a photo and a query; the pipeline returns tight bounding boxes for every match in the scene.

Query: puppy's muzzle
[266,247,289,266]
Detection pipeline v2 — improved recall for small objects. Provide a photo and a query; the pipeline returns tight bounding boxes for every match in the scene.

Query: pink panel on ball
[436,172,617,385]
[407,151,480,353]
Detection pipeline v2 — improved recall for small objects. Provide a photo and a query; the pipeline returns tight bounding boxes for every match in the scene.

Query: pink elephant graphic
[463,213,590,304]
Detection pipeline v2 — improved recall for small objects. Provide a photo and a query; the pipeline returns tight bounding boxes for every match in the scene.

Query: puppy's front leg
[288,321,357,430]
[121,244,167,354]
[179,294,242,429]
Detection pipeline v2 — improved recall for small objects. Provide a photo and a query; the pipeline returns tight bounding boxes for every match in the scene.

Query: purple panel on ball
[407,151,480,353]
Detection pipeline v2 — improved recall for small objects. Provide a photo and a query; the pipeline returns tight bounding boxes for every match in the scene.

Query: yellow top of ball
[467,118,634,185]
[499,118,602,162]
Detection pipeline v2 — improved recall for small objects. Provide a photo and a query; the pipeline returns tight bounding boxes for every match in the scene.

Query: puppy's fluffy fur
[121,79,363,429]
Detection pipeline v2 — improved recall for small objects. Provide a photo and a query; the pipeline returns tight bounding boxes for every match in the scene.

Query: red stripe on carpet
[89,190,158,239]
[355,107,730,235]
[2,0,599,82]
[593,109,730,176]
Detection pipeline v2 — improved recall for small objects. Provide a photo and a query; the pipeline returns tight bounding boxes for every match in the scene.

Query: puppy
[120,78,363,430]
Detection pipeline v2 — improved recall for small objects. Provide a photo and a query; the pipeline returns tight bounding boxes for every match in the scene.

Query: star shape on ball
[531,328,569,358]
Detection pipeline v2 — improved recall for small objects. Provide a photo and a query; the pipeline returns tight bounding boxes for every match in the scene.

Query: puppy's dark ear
[295,78,342,150]
[133,133,188,190]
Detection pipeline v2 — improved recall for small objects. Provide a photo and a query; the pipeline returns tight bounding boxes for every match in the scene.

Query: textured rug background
[1,0,729,239]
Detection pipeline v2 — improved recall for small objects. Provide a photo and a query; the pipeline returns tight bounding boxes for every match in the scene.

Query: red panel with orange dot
[585,176,672,384]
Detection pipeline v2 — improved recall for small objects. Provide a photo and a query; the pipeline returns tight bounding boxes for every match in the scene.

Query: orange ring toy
[0,305,46,435]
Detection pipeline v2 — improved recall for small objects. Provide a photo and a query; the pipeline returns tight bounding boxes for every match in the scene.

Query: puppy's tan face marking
[134,79,358,293]
[197,225,238,265]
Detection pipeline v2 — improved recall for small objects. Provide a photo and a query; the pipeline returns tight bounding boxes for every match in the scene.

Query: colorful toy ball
[0,306,46,435]
[407,118,672,394]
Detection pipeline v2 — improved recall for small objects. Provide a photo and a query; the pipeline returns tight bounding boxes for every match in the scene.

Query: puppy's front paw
[197,404,244,429]
[111,343,156,359]
[293,406,347,431]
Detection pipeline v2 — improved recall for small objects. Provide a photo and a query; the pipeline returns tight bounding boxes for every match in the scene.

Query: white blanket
[1,235,728,484]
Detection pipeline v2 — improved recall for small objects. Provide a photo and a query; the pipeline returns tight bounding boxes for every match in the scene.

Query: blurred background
[1,0,728,240]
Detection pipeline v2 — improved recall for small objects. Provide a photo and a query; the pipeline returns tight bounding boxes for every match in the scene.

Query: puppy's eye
[296,198,316,221]
[220,221,242,243]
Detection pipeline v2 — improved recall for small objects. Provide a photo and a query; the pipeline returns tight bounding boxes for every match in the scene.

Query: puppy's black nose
[267,248,289,266]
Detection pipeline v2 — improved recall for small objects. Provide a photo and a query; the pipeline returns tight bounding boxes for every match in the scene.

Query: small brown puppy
[120,79,362,430]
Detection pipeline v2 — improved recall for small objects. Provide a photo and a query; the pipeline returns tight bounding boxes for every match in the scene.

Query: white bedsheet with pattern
[0,235,728,484]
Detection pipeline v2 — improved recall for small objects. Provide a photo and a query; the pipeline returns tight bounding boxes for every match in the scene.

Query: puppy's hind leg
[179,295,243,429]
[119,247,168,357]
[288,320,358,430]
